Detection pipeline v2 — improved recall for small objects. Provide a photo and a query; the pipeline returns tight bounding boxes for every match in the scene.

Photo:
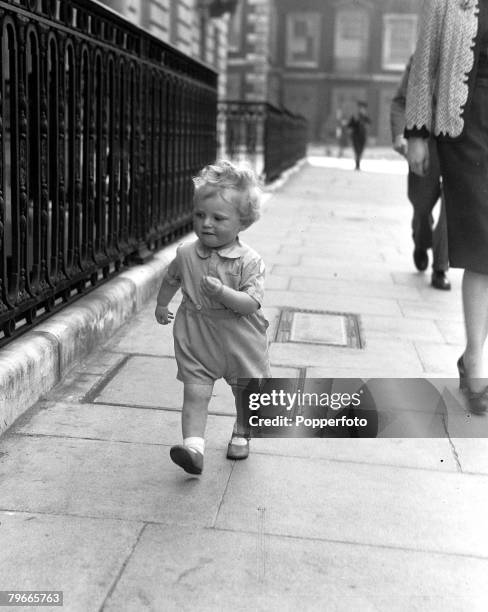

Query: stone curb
[0,244,177,437]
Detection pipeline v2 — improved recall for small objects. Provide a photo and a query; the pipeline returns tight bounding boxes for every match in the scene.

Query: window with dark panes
[285,12,321,67]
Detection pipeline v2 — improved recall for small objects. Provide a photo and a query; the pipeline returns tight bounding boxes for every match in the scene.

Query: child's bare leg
[182,383,213,439]
[170,382,213,474]
[227,385,250,460]
[231,384,250,438]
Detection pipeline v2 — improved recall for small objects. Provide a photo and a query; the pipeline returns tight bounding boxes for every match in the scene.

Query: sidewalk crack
[210,463,235,528]
[442,414,463,473]
[82,354,130,403]
[98,523,147,611]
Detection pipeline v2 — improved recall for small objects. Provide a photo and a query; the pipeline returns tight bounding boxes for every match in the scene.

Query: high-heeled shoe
[457,355,488,414]
[457,355,467,391]
[465,387,488,415]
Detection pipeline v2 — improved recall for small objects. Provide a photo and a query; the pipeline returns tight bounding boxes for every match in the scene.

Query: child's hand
[201,275,224,297]
[155,304,174,325]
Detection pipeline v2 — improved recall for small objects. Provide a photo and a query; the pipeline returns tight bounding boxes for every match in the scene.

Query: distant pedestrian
[390,56,450,290]
[336,110,349,158]
[155,160,270,475]
[347,101,370,170]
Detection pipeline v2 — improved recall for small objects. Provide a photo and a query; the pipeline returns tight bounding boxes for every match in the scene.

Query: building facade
[227,0,421,144]
[99,0,234,99]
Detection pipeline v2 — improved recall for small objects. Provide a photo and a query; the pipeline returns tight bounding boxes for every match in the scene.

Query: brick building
[227,0,422,144]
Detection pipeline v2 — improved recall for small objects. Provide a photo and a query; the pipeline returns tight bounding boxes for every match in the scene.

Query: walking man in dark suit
[390,57,450,290]
[348,101,370,171]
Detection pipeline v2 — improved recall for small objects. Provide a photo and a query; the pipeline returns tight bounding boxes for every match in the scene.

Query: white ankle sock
[230,435,247,446]
[184,437,205,455]
[232,422,248,445]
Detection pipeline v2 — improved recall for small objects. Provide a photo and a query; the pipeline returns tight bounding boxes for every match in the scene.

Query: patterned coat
[406,0,481,139]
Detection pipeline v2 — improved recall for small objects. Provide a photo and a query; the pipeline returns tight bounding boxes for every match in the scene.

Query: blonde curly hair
[193,160,262,229]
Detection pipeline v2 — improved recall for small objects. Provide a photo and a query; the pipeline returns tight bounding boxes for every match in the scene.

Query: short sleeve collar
[195,238,246,260]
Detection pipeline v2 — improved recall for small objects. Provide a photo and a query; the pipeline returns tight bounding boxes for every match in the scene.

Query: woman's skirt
[437,77,488,273]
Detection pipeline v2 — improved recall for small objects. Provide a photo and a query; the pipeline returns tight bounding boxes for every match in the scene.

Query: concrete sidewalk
[0,159,487,611]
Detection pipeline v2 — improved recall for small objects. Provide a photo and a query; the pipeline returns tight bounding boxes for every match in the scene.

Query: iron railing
[218,101,308,183]
[0,0,217,345]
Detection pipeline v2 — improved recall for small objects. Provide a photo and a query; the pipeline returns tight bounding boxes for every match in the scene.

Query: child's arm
[155,257,181,325]
[201,276,259,315]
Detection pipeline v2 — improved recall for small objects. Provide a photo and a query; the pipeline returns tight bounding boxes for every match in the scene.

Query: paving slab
[435,319,465,345]
[0,511,141,612]
[449,438,488,474]
[308,365,424,378]
[105,299,178,356]
[360,314,444,342]
[215,454,488,557]
[444,413,488,442]
[0,435,231,524]
[91,355,297,414]
[43,371,102,403]
[283,238,390,254]
[257,253,302,266]
[263,275,290,290]
[301,252,391,267]
[74,348,127,375]
[272,264,394,283]
[12,401,235,446]
[287,246,387,264]
[103,524,488,612]
[265,290,402,316]
[12,403,461,472]
[399,299,462,321]
[93,355,184,410]
[392,271,441,287]
[270,340,423,373]
[293,377,476,428]
[289,277,422,300]
[414,342,465,375]
[41,352,129,404]
[250,437,458,471]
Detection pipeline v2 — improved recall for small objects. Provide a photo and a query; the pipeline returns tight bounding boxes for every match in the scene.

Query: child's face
[193,189,243,249]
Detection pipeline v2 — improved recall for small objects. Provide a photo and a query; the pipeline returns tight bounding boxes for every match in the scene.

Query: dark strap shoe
[170,445,203,474]
[431,270,451,290]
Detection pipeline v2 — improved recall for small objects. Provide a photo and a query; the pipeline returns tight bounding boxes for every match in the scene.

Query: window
[382,14,418,70]
[226,73,241,100]
[334,8,370,72]
[228,0,243,52]
[285,12,321,68]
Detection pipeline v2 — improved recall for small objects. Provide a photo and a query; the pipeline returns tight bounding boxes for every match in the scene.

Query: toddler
[155,160,271,475]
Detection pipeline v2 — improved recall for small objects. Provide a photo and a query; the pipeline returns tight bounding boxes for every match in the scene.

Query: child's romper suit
[161,238,271,386]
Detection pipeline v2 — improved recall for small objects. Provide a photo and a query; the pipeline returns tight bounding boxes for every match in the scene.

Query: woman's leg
[462,270,488,390]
